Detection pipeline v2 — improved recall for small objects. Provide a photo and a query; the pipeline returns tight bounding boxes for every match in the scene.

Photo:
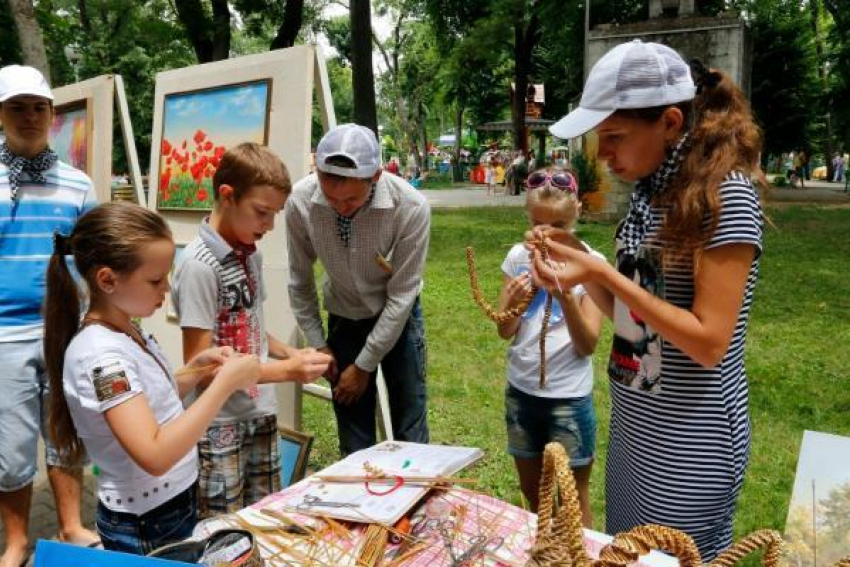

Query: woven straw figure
[523,443,833,567]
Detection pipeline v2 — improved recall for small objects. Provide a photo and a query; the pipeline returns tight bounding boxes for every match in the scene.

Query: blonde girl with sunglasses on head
[496,167,603,526]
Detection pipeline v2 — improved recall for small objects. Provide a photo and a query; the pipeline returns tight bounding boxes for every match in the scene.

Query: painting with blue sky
[784,430,850,566]
[157,80,270,210]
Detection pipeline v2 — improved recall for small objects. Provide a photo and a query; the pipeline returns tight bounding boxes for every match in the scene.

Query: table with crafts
[193,441,678,567]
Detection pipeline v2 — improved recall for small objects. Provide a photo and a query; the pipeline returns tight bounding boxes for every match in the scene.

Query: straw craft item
[466,245,552,388]
[525,442,850,567]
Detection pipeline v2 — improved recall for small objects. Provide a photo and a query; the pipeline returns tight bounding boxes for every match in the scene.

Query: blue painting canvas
[157,80,270,211]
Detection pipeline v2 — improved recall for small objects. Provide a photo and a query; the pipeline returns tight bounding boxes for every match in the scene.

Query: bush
[772,174,788,188]
[570,151,599,197]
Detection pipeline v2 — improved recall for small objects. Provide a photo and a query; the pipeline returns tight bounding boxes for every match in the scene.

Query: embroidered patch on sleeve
[89,360,132,403]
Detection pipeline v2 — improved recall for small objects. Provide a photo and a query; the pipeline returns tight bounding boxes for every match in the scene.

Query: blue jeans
[96,483,198,555]
[328,298,429,456]
[504,385,596,466]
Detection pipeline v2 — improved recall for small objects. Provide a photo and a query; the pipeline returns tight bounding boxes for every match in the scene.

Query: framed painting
[50,75,145,205]
[145,45,335,432]
[278,426,314,487]
[156,80,272,211]
[785,431,850,567]
[50,99,92,174]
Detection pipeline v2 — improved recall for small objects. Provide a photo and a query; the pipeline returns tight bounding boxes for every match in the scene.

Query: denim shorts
[0,339,69,491]
[96,482,198,555]
[504,385,596,465]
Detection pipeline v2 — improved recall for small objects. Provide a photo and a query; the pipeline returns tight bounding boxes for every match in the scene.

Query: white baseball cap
[316,123,381,178]
[0,65,54,103]
[550,40,695,139]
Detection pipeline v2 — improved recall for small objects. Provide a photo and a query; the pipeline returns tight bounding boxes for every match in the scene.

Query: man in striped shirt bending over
[0,65,98,566]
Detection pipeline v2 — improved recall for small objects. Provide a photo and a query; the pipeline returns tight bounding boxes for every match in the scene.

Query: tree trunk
[350,0,378,135]
[419,101,429,171]
[810,0,834,179]
[210,0,231,61]
[511,12,540,154]
[174,0,231,63]
[270,0,304,50]
[7,0,50,82]
[453,105,464,182]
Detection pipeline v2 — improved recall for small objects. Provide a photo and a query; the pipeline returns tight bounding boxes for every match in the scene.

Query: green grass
[302,205,850,543]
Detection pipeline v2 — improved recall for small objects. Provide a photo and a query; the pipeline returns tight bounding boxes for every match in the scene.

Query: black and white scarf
[618,133,690,258]
[0,142,58,201]
[335,183,375,247]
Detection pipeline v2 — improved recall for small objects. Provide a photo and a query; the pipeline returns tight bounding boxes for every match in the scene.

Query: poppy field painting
[50,102,89,173]
[156,80,271,211]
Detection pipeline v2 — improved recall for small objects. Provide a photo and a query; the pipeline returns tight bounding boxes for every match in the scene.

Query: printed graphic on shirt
[89,360,132,402]
[516,266,563,324]
[215,250,261,398]
[608,245,664,393]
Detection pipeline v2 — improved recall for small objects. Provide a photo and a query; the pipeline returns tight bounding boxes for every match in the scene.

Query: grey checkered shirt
[285,172,431,372]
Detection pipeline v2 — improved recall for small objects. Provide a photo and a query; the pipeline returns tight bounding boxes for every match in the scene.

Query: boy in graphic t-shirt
[172,143,331,517]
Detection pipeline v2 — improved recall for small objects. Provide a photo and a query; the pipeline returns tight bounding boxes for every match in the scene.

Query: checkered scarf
[618,133,690,258]
[336,183,375,247]
[0,142,58,201]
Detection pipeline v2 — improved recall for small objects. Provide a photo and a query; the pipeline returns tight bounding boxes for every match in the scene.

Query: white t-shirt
[63,325,198,515]
[501,243,604,398]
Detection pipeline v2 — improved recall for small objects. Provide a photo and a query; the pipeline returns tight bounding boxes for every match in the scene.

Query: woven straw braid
[466,247,536,324]
[466,246,553,387]
[526,442,590,567]
[600,524,701,567]
[708,530,783,567]
[521,443,850,567]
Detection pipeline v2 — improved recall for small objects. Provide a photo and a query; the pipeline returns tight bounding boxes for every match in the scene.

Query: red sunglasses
[526,171,578,194]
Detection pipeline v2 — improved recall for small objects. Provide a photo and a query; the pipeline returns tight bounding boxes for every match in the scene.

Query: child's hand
[284,348,333,384]
[505,273,533,308]
[530,240,595,290]
[524,227,588,258]
[217,354,261,392]
[182,346,235,387]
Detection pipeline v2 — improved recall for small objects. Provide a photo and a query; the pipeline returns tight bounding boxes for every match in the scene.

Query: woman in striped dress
[526,40,765,559]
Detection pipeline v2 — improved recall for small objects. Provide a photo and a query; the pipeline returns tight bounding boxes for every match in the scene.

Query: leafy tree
[823,0,849,150]
[0,0,23,65]
[740,0,820,159]
[322,15,352,65]
[311,56,353,147]
[374,0,442,169]
[173,0,231,62]
[37,0,197,172]
[6,0,50,79]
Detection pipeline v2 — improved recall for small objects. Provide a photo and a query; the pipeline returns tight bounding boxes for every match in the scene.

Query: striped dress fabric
[605,171,763,560]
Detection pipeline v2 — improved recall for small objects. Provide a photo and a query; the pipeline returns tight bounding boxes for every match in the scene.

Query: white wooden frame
[51,75,144,205]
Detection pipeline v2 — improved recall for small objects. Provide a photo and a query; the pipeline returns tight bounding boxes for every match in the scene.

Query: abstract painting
[49,101,89,173]
[156,80,271,211]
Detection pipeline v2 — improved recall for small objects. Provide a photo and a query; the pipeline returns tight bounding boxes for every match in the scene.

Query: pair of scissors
[449,535,505,566]
[295,495,361,511]
[410,517,454,538]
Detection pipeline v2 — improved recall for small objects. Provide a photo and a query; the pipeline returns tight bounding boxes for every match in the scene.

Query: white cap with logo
[0,65,54,103]
[550,40,695,140]
[316,123,381,178]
